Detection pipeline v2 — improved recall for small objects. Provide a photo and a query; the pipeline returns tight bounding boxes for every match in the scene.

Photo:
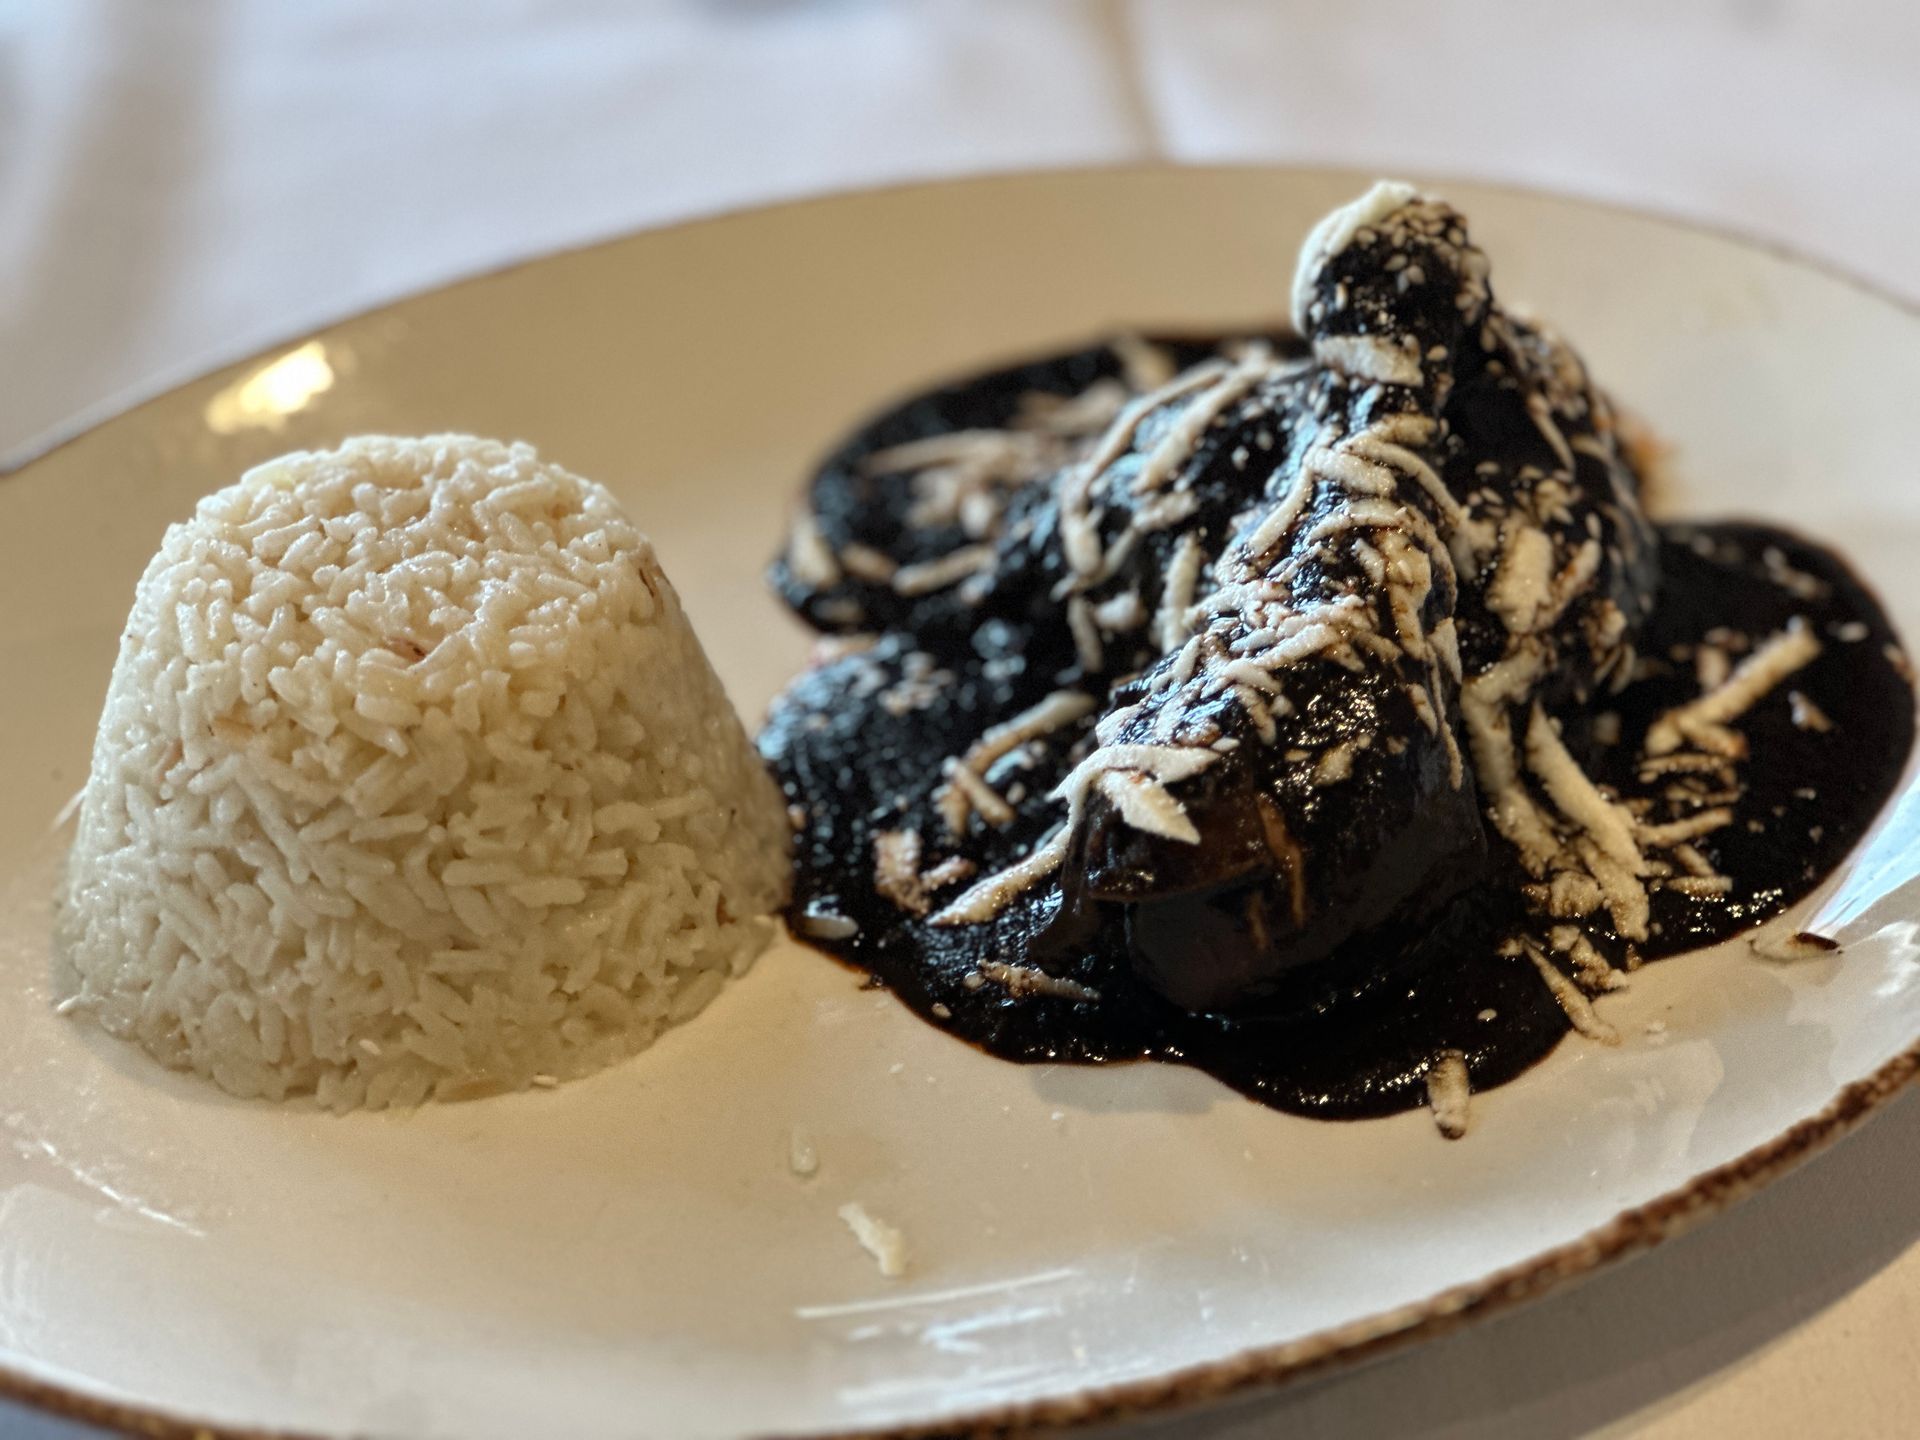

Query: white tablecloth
[5,3,1920,1436]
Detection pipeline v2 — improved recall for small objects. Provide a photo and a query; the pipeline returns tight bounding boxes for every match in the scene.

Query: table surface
[5,3,1920,1436]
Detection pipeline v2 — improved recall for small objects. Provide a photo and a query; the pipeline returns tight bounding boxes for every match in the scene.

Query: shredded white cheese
[921,856,976,890]
[838,1202,908,1278]
[797,908,859,941]
[973,960,1101,1002]
[863,429,1030,476]
[1637,808,1734,848]
[1154,533,1205,651]
[1098,769,1203,843]
[1111,333,1176,391]
[1289,180,1421,330]
[1646,619,1821,755]
[1313,738,1361,786]
[934,760,1015,835]
[1313,333,1423,387]
[1524,704,1644,872]
[1525,944,1620,1045]
[1129,354,1271,495]
[872,828,929,916]
[891,545,997,597]
[929,826,1071,925]
[1485,524,1557,634]
[1425,1051,1472,1139]
[838,543,897,583]
[1067,595,1105,672]
[786,509,841,588]
[1788,690,1833,733]
[1751,931,1840,962]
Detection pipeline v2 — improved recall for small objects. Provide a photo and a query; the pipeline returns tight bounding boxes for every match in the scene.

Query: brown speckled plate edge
[2,162,1915,1440]
[6,1044,1914,1440]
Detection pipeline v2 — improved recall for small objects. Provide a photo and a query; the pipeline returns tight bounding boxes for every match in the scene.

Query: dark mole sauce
[760,342,1916,1121]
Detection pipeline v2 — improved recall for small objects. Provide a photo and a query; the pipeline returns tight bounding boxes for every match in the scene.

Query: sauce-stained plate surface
[4,168,1920,1440]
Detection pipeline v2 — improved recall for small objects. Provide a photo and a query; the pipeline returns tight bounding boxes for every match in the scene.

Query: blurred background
[4,3,1920,1438]
[4,0,1918,459]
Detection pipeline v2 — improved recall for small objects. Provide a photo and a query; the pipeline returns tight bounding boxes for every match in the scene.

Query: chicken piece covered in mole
[1050,185,1656,1010]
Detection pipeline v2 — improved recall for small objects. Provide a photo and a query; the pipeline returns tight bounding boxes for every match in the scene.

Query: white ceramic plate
[4,168,1920,1440]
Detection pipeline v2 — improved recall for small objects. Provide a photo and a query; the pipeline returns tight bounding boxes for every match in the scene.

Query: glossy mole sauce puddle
[759,327,1915,1124]
[766,522,1911,1120]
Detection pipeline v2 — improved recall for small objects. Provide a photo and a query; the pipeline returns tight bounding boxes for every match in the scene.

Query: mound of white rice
[56,435,791,1109]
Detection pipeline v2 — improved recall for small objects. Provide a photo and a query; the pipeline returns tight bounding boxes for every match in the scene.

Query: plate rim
[4,160,1919,1440]
[6,158,1915,479]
